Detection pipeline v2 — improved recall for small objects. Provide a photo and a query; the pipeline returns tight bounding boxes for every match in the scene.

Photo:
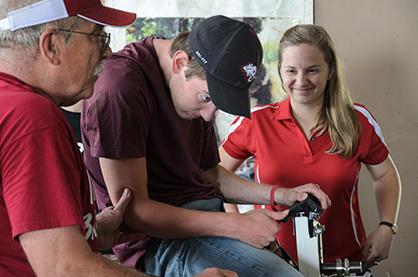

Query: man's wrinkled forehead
[92,23,104,33]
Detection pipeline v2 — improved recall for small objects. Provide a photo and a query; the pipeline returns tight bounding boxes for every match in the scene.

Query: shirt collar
[272,97,293,121]
[0,71,34,91]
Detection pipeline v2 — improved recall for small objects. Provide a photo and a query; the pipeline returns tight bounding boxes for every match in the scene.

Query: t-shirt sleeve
[200,121,221,171]
[83,58,153,159]
[221,115,254,160]
[2,104,85,239]
[355,105,389,165]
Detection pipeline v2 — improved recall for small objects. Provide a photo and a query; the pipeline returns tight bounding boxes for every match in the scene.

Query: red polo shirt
[222,97,389,263]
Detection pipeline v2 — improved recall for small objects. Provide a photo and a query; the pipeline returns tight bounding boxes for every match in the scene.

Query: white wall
[315,0,418,276]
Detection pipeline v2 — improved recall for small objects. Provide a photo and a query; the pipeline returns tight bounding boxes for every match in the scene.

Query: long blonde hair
[278,24,361,159]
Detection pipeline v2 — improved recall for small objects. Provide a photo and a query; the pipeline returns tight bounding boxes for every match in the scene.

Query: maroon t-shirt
[81,38,219,269]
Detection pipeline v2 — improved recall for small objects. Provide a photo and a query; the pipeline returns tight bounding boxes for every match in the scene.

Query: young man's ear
[171,50,190,74]
[38,29,61,65]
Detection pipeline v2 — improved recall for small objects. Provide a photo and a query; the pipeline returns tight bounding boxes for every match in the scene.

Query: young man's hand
[279,183,331,210]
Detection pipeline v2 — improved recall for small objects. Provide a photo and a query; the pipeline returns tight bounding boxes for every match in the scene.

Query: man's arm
[205,164,330,209]
[96,188,149,250]
[19,225,236,277]
[216,147,331,209]
[99,157,231,239]
[361,155,401,270]
[19,225,150,277]
[99,157,293,249]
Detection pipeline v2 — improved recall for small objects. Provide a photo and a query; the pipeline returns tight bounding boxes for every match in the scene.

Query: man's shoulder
[2,88,56,117]
[110,37,158,66]
[0,92,71,153]
[96,38,161,90]
[0,74,66,132]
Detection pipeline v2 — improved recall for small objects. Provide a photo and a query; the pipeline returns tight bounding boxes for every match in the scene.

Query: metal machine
[278,196,365,277]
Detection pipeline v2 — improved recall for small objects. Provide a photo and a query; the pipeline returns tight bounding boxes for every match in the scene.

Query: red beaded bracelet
[270,185,281,211]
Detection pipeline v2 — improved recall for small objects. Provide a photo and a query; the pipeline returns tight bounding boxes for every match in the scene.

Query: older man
[0,1,235,277]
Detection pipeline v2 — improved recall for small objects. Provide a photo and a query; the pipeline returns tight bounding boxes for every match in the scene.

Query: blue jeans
[144,197,303,277]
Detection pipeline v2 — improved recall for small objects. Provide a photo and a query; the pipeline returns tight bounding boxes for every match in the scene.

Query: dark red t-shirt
[0,72,96,276]
[82,38,220,269]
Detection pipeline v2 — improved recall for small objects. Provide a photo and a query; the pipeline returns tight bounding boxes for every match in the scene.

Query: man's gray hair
[0,0,85,52]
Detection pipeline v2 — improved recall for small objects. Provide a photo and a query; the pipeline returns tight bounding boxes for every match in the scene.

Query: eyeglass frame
[56,28,111,52]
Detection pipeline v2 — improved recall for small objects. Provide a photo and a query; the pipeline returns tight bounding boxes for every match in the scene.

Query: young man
[0,1,234,276]
[82,15,331,277]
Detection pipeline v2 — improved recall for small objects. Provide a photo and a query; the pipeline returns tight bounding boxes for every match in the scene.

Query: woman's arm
[361,155,402,270]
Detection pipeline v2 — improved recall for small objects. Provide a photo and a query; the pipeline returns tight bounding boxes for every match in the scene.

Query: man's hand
[194,267,237,277]
[279,183,331,210]
[230,209,289,249]
[96,188,149,250]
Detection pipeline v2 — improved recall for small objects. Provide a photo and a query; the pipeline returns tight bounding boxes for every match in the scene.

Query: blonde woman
[220,24,401,274]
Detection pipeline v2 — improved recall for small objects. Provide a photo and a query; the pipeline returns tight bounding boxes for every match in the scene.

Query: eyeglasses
[56,28,111,52]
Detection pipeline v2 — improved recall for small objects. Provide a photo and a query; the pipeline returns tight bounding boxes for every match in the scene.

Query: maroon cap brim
[79,6,136,27]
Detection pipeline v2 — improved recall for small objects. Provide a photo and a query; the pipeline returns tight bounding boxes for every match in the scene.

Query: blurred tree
[127,17,263,42]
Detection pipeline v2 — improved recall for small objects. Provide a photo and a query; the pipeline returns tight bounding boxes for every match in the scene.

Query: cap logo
[194,51,208,64]
[241,63,257,83]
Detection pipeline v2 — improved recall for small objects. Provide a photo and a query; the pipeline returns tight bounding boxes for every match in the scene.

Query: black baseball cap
[188,15,263,118]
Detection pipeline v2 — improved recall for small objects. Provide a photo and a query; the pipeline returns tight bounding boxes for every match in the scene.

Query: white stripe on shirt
[354,104,387,147]
[222,105,278,146]
[350,170,362,249]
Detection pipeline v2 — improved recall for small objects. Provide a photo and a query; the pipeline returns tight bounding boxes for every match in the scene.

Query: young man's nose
[200,103,218,122]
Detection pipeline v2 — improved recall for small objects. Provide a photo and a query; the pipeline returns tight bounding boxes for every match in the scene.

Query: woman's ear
[38,29,61,65]
[171,50,190,74]
[278,64,283,82]
[328,62,335,80]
